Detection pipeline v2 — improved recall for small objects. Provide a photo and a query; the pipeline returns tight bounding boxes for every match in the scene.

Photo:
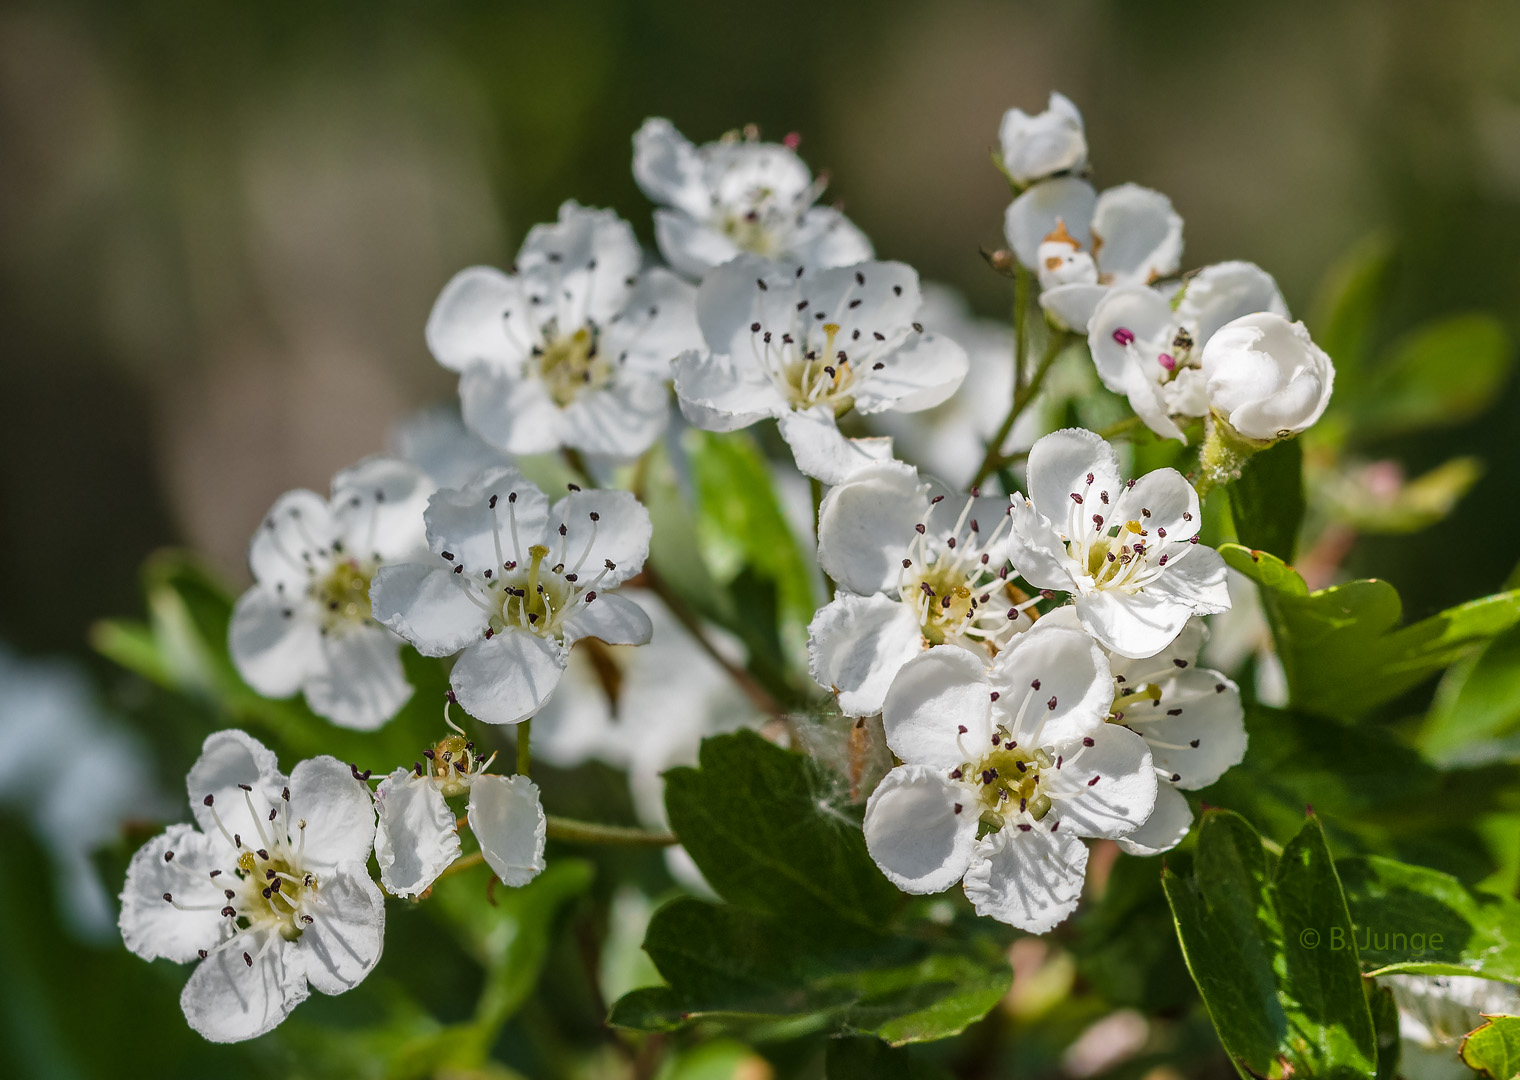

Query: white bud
[1201,312,1335,440]
[998,92,1087,186]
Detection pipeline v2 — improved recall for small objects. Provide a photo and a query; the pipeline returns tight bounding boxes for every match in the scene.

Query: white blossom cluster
[118,97,1340,1041]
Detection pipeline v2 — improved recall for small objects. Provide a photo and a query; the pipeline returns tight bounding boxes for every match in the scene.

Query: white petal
[881,645,993,769]
[1107,615,1207,682]
[458,364,565,455]
[963,822,1088,932]
[1090,183,1183,285]
[1148,544,1232,616]
[1045,723,1157,839]
[229,589,325,699]
[450,631,569,725]
[1116,782,1194,856]
[1074,587,1198,660]
[303,625,412,732]
[248,489,339,594]
[1176,261,1288,348]
[188,730,287,841]
[553,489,651,587]
[330,456,432,563]
[424,466,550,575]
[518,202,642,326]
[181,933,307,1043]
[807,592,926,717]
[654,209,744,280]
[1025,428,1123,541]
[1039,283,1108,333]
[561,592,654,646]
[374,770,461,898]
[369,562,489,658]
[556,379,670,459]
[988,620,1111,745]
[1005,177,1096,268]
[693,254,780,353]
[815,461,927,596]
[673,350,786,431]
[852,331,970,414]
[602,267,703,376]
[863,765,978,894]
[1109,468,1202,544]
[1123,669,1245,789]
[790,206,875,268]
[1086,286,1185,442]
[777,406,895,485]
[999,91,1088,185]
[288,755,377,870]
[388,403,515,491]
[632,118,710,219]
[1006,499,1081,592]
[425,265,529,374]
[467,774,548,887]
[296,866,385,996]
[119,825,226,962]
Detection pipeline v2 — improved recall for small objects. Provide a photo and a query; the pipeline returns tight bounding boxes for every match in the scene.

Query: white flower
[864,623,1157,932]
[1201,312,1335,441]
[426,201,701,458]
[1004,178,1183,333]
[999,92,1088,186]
[1385,974,1520,1080]
[1007,429,1230,658]
[229,456,432,731]
[809,462,1036,716]
[1087,262,1289,442]
[373,720,546,898]
[674,256,969,484]
[118,730,383,1043]
[632,118,873,278]
[1040,608,1245,855]
[370,465,653,725]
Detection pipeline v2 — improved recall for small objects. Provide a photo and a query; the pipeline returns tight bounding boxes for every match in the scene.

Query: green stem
[546,816,678,847]
[516,716,532,777]
[1012,263,1030,404]
[971,330,1068,488]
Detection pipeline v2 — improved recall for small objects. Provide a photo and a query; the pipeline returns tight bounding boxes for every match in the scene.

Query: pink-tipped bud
[1157,352,1176,371]
[783,131,801,150]
[1112,327,1136,346]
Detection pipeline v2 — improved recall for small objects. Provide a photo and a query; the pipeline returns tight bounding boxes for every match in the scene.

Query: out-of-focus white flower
[1201,312,1335,441]
[1005,178,1183,333]
[809,463,1036,716]
[674,256,969,484]
[371,466,652,725]
[389,404,515,491]
[0,646,160,939]
[1087,262,1289,442]
[1040,609,1245,854]
[118,731,383,1043]
[864,624,1157,932]
[1202,569,1289,708]
[1008,429,1230,658]
[229,457,432,731]
[999,92,1088,187]
[1385,974,1520,1080]
[426,201,701,458]
[632,118,872,278]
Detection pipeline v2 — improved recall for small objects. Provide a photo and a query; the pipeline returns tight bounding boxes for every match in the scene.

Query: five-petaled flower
[229,457,432,731]
[119,731,384,1043]
[673,255,969,484]
[370,465,653,725]
[633,118,873,278]
[864,623,1157,932]
[809,462,1036,716]
[426,200,702,458]
[1007,429,1230,658]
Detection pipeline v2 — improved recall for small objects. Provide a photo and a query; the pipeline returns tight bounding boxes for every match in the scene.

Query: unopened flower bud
[1201,312,1334,441]
[998,92,1087,186]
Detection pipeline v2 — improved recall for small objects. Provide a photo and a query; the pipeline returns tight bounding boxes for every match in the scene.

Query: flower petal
[458,364,565,455]
[963,822,1088,932]
[1122,669,1245,789]
[1038,283,1108,333]
[518,202,642,327]
[673,349,787,431]
[553,489,652,587]
[1176,261,1288,348]
[1005,177,1096,268]
[369,562,490,658]
[808,592,925,717]
[882,645,993,769]
[1074,587,1197,660]
[1090,183,1183,285]
[288,755,377,871]
[248,489,339,594]
[425,266,529,374]
[602,267,703,376]
[1147,544,1231,617]
[632,118,710,219]
[389,403,515,490]
[296,865,385,996]
[1006,499,1081,592]
[119,824,226,963]
[1044,723,1157,839]
[468,774,548,887]
[815,461,927,596]
[1116,781,1194,856]
[424,466,550,575]
[790,206,875,268]
[450,631,569,725]
[988,620,1111,745]
[863,765,978,894]
[1025,427,1123,542]
[303,625,412,732]
[561,592,654,646]
[229,588,325,699]
[330,456,432,563]
[1109,467,1202,544]
[181,933,307,1043]
[851,331,970,414]
[776,406,895,485]
[653,209,744,279]
[374,770,461,898]
[556,379,670,459]
[188,729,287,840]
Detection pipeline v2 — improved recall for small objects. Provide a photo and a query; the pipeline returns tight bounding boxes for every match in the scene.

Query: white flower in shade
[1087,262,1290,442]
[370,466,653,725]
[372,711,545,898]
[674,256,969,484]
[1385,974,1520,1080]
[999,92,1087,187]
[1040,608,1245,855]
[390,403,516,491]
[1008,429,1230,659]
[864,623,1157,932]
[809,463,1037,716]
[229,457,432,731]
[426,201,701,459]
[869,284,1049,489]
[1004,178,1183,333]
[632,118,873,278]
[1201,312,1335,441]
[118,731,383,1043]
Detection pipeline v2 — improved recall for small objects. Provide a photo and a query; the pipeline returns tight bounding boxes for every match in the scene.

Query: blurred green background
[3,1,1520,1076]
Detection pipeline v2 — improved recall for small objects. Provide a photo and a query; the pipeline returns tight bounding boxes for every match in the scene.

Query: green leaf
[1462,1016,1520,1080]
[1353,314,1515,442]
[1368,982,1401,1080]
[1222,544,1520,716]
[1337,855,1520,981]
[1164,810,1377,1079]
[1420,623,1520,767]
[1230,438,1305,561]
[1309,232,1394,397]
